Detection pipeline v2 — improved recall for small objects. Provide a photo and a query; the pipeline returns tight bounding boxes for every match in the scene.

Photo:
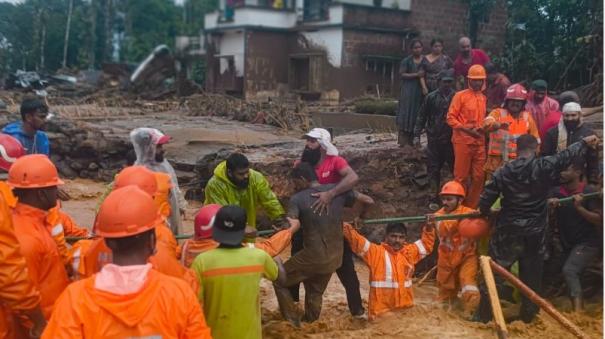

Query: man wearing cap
[525,80,559,134]
[293,127,364,317]
[204,152,288,229]
[130,127,185,234]
[541,102,600,185]
[2,95,51,155]
[447,64,488,208]
[191,205,286,339]
[414,69,456,209]
[42,186,212,338]
[7,154,70,319]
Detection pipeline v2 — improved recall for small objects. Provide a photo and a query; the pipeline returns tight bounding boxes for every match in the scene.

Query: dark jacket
[414,88,454,143]
[479,140,588,235]
[541,124,599,184]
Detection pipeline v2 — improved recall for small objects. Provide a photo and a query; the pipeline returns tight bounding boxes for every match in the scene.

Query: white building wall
[301,28,343,68]
[205,8,297,30]
[217,31,245,76]
[337,0,410,10]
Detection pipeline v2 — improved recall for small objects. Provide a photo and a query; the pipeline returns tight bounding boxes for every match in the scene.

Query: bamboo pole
[489,259,591,339]
[416,265,437,286]
[480,256,508,339]
[66,228,277,242]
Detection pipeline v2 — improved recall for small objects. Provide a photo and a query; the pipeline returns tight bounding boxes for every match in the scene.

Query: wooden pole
[480,256,508,339]
[489,259,591,339]
[416,265,437,286]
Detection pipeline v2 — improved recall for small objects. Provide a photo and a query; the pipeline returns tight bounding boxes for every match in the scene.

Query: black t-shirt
[550,185,602,249]
[287,184,356,274]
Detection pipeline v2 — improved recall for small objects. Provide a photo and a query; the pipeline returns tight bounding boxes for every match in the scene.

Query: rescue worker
[343,220,435,320]
[434,181,480,317]
[7,154,70,319]
[541,102,600,185]
[191,205,287,339]
[548,158,602,312]
[525,79,560,135]
[274,162,374,325]
[292,127,365,317]
[178,203,296,267]
[477,134,599,323]
[0,134,46,338]
[447,64,488,208]
[414,69,455,209]
[130,127,185,235]
[2,96,50,155]
[42,186,212,338]
[483,84,540,179]
[204,152,288,229]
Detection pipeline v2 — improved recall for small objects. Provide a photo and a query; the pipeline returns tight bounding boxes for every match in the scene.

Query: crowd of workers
[0,34,601,338]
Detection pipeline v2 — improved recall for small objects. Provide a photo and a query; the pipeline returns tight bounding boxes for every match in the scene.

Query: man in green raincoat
[204,153,288,229]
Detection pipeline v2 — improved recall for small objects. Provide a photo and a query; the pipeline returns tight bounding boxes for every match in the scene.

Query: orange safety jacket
[447,89,487,145]
[178,229,293,267]
[72,235,199,294]
[434,205,479,293]
[154,172,173,219]
[155,220,178,257]
[484,108,540,161]
[11,203,70,319]
[0,184,41,339]
[41,269,212,339]
[343,223,435,320]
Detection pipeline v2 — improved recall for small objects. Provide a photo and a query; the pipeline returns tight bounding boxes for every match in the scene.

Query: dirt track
[62,179,603,339]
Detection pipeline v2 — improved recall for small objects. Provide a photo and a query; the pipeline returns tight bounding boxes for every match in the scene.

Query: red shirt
[539,110,562,141]
[315,156,349,184]
[453,49,491,79]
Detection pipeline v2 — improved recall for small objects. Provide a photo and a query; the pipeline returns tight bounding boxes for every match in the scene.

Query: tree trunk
[40,16,46,71]
[62,0,74,69]
[90,0,97,69]
[103,0,113,62]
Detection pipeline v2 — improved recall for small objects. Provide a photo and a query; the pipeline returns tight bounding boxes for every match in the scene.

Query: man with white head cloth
[130,127,186,234]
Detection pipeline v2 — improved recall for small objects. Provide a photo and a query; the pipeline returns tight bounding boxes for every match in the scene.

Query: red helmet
[459,218,490,239]
[0,133,25,172]
[194,204,222,239]
[505,84,528,101]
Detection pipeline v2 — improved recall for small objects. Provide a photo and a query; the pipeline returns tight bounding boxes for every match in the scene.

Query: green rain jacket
[204,161,285,228]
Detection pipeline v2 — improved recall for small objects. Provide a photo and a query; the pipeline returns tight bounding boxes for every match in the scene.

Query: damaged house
[195,0,506,101]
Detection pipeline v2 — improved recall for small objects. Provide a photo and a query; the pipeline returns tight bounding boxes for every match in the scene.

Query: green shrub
[354,99,398,116]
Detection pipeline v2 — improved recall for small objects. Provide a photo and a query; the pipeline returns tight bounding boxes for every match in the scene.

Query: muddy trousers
[452,143,485,208]
[426,139,454,199]
[562,244,599,298]
[437,252,480,314]
[274,271,332,323]
[477,232,544,323]
[290,232,364,315]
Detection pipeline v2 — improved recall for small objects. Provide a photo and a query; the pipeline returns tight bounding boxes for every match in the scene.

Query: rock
[0,99,6,110]
[88,162,99,171]
[55,161,78,179]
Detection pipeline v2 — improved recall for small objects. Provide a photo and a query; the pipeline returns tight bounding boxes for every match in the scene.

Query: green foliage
[493,0,603,90]
[354,99,398,116]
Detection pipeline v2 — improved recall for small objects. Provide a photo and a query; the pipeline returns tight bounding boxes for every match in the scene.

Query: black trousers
[477,231,544,323]
[426,138,454,198]
[290,230,364,315]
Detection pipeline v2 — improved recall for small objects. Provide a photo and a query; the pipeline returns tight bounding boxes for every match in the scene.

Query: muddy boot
[571,296,584,312]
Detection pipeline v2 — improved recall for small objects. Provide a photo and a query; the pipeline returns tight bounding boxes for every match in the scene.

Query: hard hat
[0,133,25,172]
[95,186,162,238]
[439,181,466,198]
[505,84,528,101]
[194,204,222,239]
[467,64,487,80]
[113,166,158,196]
[8,154,64,188]
[459,218,490,239]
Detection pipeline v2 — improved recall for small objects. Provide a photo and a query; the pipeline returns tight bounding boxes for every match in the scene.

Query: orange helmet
[504,83,528,101]
[459,218,490,238]
[439,181,465,198]
[0,134,25,172]
[8,154,64,188]
[95,186,162,238]
[467,64,486,80]
[113,166,158,196]
[194,204,222,239]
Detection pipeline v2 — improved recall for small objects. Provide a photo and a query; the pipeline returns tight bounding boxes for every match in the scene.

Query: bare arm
[312,166,359,215]
[573,194,602,227]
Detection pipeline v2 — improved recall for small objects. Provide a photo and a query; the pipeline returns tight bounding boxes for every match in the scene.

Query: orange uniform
[155,221,178,257]
[343,223,435,320]
[11,203,70,319]
[154,172,173,219]
[483,108,540,178]
[0,184,41,338]
[42,269,211,338]
[178,229,293,267]
[435,205,480,314]
[447,88,487,208]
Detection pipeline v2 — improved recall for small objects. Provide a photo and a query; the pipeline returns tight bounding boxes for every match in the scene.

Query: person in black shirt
[548,157,602,312]
[414,69,455,209]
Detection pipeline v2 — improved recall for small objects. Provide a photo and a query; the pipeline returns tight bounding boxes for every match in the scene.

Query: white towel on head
[304,128,339,156]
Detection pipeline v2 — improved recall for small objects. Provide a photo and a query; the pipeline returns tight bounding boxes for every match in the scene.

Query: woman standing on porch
[397,39,428,147]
